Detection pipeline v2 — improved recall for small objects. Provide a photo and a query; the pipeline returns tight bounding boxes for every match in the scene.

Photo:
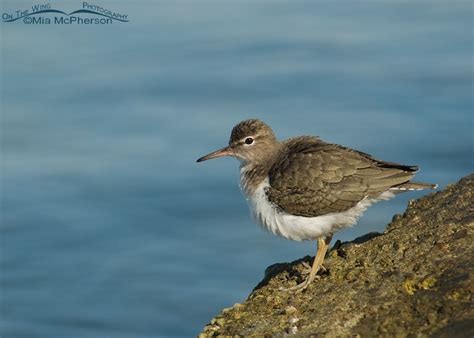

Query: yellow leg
[282,234,333,292]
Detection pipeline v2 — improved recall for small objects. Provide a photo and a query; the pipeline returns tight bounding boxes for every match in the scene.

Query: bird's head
[197,119,279,165]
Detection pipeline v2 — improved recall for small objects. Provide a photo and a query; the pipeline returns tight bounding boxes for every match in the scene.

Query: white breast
[241,176,394,241]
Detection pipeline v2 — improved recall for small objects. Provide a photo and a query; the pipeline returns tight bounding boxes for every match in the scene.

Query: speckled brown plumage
[200,119,433,218]
[197,118,436,292]
[266,136,419,217]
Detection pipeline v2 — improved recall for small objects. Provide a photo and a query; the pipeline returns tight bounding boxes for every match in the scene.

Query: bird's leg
[305,235,332,286]
[281,234,333,292]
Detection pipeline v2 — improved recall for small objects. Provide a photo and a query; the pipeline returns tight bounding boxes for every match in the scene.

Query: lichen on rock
[200,174,474,337]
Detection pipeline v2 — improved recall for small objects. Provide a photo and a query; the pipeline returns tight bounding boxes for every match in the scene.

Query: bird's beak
[196,146,234,162]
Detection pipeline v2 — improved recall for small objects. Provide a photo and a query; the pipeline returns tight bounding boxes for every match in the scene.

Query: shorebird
[197,119,436,292]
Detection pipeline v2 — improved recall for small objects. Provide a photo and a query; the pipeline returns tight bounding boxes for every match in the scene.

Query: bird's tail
[391,181,438,191]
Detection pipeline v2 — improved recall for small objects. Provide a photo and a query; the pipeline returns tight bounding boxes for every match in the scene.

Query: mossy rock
[200,174,474,337]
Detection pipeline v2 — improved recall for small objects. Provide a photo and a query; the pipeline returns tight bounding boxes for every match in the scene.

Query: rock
[200,174,474,337]
[285,305,298,315]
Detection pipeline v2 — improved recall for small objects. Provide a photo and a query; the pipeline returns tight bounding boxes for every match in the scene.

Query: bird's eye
[245,137,254,145]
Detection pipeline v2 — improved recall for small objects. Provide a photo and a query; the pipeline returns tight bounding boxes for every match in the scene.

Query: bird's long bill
[196,146,233,162]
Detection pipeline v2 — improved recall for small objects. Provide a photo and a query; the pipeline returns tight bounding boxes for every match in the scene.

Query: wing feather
[266,137,417,217]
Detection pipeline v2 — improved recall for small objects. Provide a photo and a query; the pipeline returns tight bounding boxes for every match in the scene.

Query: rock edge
[200,174,474,337]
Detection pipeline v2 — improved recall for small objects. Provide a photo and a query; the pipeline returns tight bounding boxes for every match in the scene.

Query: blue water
[1,1,472,337]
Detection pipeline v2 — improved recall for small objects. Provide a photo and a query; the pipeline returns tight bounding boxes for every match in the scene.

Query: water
[1,1,472,336]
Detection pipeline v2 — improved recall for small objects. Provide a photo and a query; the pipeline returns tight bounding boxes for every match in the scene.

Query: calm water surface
[1,1,473,337]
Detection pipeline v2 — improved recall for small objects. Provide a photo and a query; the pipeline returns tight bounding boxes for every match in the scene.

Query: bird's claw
[301,262,326,275]
[280,274,321,292]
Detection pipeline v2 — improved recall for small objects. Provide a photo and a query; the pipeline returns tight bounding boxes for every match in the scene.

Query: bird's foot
[280,275,320,293]
[281,236,331,292]
[301,261,311,274]
[301,262,326,275]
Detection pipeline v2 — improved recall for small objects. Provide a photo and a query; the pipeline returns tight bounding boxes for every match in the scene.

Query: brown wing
[266,136,418,217]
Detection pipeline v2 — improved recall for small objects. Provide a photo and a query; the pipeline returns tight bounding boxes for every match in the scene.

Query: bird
[197,119,437,292]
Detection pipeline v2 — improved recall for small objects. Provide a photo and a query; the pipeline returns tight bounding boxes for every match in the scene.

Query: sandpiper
[197,119,436,291]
